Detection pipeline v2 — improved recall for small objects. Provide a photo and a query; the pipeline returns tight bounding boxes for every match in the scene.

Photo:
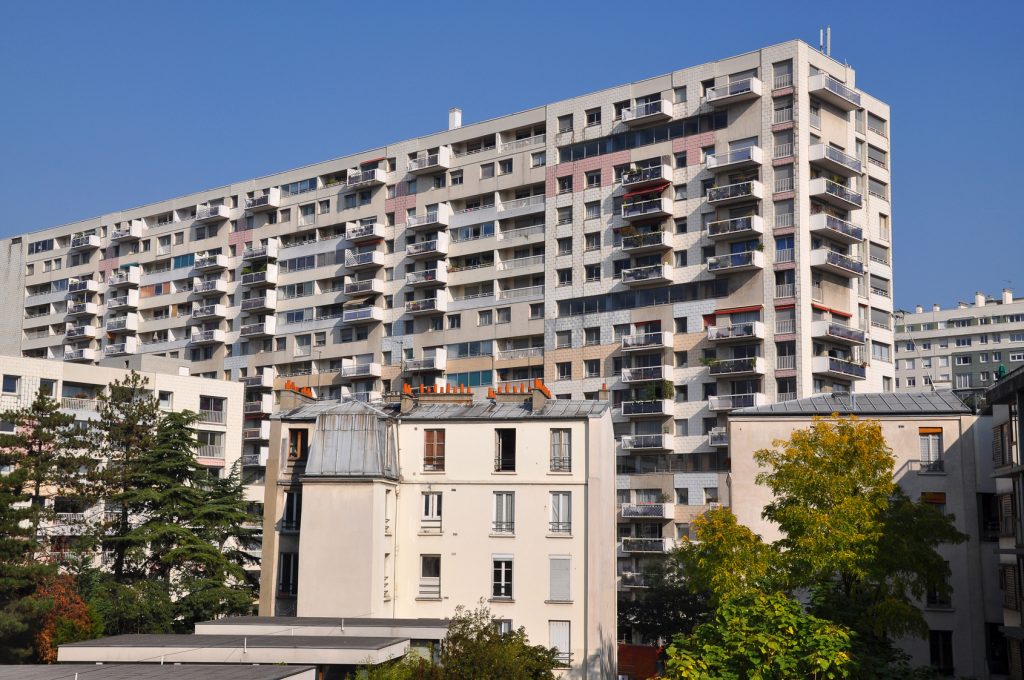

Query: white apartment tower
[0,40,895,569]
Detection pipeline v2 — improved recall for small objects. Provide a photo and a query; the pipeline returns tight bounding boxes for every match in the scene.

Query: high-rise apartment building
[0,39,895,577]
[895,289,1024,404]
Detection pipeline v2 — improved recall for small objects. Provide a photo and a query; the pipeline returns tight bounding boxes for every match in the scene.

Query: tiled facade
[0,40,894,579]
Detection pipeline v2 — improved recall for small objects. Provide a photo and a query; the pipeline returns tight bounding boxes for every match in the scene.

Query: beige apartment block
[0,39,894,582]
[258,385,617,678]
[895,289,1024,404]
[728,391,1004,678]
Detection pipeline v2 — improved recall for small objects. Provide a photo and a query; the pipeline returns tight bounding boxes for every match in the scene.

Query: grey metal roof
[62,634,405,650]
[0,665,316,680]
[400,400,608,421]
[304,401,398,479]
[732,390,970,417]
[198,615,449,628]
[273,399,392,421]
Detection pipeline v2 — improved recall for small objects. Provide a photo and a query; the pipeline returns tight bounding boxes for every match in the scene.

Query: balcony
[344,250,386,270]
[809,213,863,245]
[344,278,385,297]
[406,204,452,231]
[621,197,672,221]
[812,356,867,380]
[810,320,866,346]
[407,356,447,372]
[621,365,672,383]
[68,279,99,295]
[620,164,672,190]
[406,234,450,259]
[619,572,649,589]
[107,267,141,288]
[194,253,229,271]
[241,264,279,287]
[405,297,448,315]
[65,325,98,340]
[498,195,545,213]
[192,278,229,296]
[707,321,765,343]
[707,180,764,205]
[621,399,673,418]
[194,205,230,222]
[809,178,863,210]
[407,148,452,174]
[808,144,862,177]
[407,265,449,287]
[104,337,139,357]
[245,188,281,212]
[496,254,544,272]
[241,369,275,389]
[342,306,384,324]
[808,73,861,111]
[339,363,382,380]
[69,234,101,251]
[707,250,764,274]
[191,303,227,321]
[709,356,765,377]
[810,249,864,277]
[242,239,279,261]
[497,284,543,301]
[345,221,386,243]
[622,263,673,287]
[241,291,276,311]
[240,318,277,338]
[706,77,763,105]
[63,347,98,362]
[105,314,139,334]
[706,145,763,171]
[496,347,543,361]
[620,433,672,451]
[189,329,226,345]
[620,537,675,553]
[621,231,672,254]
[60,397,99,412]
[621,331,673,352]
[66,302,98,318]
[107,291,140,315]
[708,393,767,411]
[243,421,272,441]
[620,503,675,520]
[346,167,386,188]
[621,99,672,125]
[244,395,274,415]
[706,215,765,241]
[708,427,729,447]
[110,222,143,241]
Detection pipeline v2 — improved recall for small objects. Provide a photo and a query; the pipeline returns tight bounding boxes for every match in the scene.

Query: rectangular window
[550,429,571,471]
[282,491,302,531]
[1,375,20,394]
[424,429,445,471]
[492,557,513,598]
[557,114,573,133]
[550,492,571,534]
[549,556,571,601]
[278,552,299,595]
[495,429,516,472]
[493,492,515,533]
[421,492,442,532]
[928,630,953,675]
[549,621,571,667]
[585,108,601,126]
[919,428,943,471]
[419,555,441,599]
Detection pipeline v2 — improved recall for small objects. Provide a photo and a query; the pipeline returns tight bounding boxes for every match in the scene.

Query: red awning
[714,304,763,315]
[360,156,386,165]
[774,303,796,311]
[622,180,670,200]
[811,303,853,318]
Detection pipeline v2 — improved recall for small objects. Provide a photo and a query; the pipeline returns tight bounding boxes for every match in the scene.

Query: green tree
[439,602,559,680]
[663,590,853,680]
[618,555,708,644]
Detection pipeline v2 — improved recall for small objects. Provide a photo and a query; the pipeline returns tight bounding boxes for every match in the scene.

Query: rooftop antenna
[819,28,824,53]
[827,25,831,57]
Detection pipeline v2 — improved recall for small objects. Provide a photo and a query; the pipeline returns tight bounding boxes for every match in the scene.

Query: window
[549,621,571,667]
[704,487,719,504]
[531,151,546,167]
[278,552,299,595]
[558,237,572,255]
[557,269,572,286]
[585,264,600,282]
[557,114,573,133]
[557,176,573,194]
[551,429,571,471]
[530,303,544,320]
[584,358,599,377]
[421,492,442,532]
[585,108,601,126]
[478,309,493,326]
[158,391,173,410]
[496,307,511,324]
[448,314,461,330]
[557,206,572,225]
[585,170,601,188]
[584,327,600,345]
[492,558,513,599]
[585,232,600,251]
[675,317,688,333]
[1012,352,1024,362]
[450,169,463,185]
[495,429,517,471]
[493,492,515,532]
[418,555,441,599]
[498,158,513,175]
[424,429,445,471]
[2,375,19,394]
[556,362,572,380]
[919,428,943,471]
[282,491,302,532]
[550,492,571,534]
[556,330,572,349]
[480,163,495,179]
[929,630,953,676]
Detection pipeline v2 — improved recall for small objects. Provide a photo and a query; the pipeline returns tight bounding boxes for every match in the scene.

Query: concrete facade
[258,386,617,678]
[728,392,1004,678]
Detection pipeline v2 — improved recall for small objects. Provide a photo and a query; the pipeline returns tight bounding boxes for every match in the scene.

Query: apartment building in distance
[896,289,1024,405]
[0,354,249,561]
[0,39,894,572]
[729,392,1006,678]
[258,383,617,678]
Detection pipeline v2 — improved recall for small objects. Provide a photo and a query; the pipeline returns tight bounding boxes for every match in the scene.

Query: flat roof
[62,634,403,650]
[0,666,315,680]
[197,616,449,629]
[276,398,608,422]
[732,390,970,417]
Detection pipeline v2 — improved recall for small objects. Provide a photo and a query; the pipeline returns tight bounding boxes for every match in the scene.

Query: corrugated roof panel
[733,390,969,416]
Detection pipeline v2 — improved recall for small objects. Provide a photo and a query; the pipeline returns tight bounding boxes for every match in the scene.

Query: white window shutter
[548,619,570,657]
[549,557,571,601]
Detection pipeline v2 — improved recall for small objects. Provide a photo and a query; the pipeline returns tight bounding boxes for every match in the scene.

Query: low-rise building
[727,391,1004,678]
[259,382,617,678]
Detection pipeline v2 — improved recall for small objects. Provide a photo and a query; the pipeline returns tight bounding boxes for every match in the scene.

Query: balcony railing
[707,322,763,342]
[621,165,667,187]
[497,255,544,271]
[706,77,762,103]
[620,503,671,519]
[197,445,225,459]
[810,144,863,175]
[709,393,762,410]
[707,180,761,203]
[773,107,793,124]
[773,73,793,89]
[707,251,761,272]
[708,427,729,447]
[621,365,667,382]
[816,321,866,344]
[621,331,670,351]
[498,195,545,212]
[496,347,543,361]
[709,357,762,375]
[620,537,673,553]
[775,283,795,299]
[497,285,543,301]
[61,397,98,411]
[707,215,763,239]
[814,249,865,275]
[499,133,545,152]
[622,264,670,285]
[620,434,669,450]
[810,213,863,243]
[621,99,669,123]
[621,232,670,251]
[195,205,229,221]
[346,168,385,187]
[777,355,796,370]
[808,73,862,109]
[706,146,762,169]
[813,356,867,378]
[812,178,863,208]
[621,400,670,417]
[621,198,671,219]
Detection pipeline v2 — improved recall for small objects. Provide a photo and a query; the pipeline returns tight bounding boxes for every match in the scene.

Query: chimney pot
[1004,288,1014,304]
[914,305,923,313]
[975,291,986,307]
[932,304,941,312]
[448,108,462,130]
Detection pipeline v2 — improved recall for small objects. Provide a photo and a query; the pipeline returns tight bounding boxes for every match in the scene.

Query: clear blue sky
[1,0,1021,309]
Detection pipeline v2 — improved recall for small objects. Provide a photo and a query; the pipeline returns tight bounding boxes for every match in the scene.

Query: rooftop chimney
[448,108,462,130]
[914,305,923,314]
[932,304,941,312]
[1004,288,1014,304]
[975,291,986,307]
[957,301,968,309]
